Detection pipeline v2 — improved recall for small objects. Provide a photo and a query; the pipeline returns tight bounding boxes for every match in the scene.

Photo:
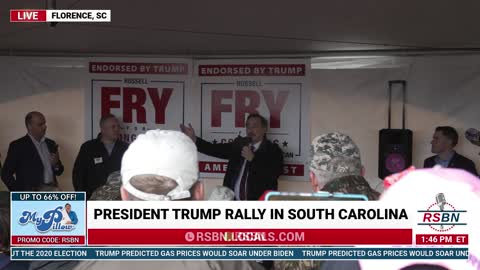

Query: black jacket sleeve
[195,137,234,160]
[466,160,478,176]
[1,142,19,190]
[423,157,433,168]
[72,144,88,191]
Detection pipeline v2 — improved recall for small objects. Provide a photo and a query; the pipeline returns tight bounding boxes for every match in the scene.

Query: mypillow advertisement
[10,192,86,246]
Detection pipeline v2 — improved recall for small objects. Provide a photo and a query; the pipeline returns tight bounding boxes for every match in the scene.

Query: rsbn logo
[417,193,467,232]
[18,205,76,233]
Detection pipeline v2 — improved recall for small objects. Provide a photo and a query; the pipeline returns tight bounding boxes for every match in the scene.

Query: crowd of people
[0,111,479,270]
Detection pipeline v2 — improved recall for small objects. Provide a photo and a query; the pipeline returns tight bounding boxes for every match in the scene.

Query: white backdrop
[311,55,480,190]
[0,55,479,193]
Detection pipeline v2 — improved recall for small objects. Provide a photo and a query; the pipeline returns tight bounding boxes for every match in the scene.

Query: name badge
[94,157,103,164]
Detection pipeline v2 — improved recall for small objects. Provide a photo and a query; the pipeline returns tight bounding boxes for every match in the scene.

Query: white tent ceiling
[1,0,480,56]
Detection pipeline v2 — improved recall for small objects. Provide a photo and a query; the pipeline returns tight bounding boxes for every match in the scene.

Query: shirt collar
[252,141,262,151]
[436,150,455,162]
[99,134,117,145]
[28,133,45,144]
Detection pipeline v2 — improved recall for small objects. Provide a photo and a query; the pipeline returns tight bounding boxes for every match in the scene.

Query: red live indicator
[416,234,468,245]
[10,10,47,22]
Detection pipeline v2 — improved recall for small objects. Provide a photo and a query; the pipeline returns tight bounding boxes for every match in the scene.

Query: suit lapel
[110,141,122,159]
[25,135,44,171]
[44,139,56,154]
[255,139,266,154]
[447,152,458,168]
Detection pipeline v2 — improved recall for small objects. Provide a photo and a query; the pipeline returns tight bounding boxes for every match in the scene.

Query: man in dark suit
[73,114,129,199]
[1,112,64,191]
[424,126,478,176]
[181,113,283,200]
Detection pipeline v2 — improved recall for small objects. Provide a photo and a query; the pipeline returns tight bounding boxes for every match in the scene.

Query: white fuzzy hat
[121,129,199,201]
[360,167,480,270]
[208,186,235,201]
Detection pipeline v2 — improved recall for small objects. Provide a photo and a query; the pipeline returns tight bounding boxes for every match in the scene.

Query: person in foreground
[72,129,265,270]
[360,166,480,270]
[308,132,378,199]
[275,132,378,270]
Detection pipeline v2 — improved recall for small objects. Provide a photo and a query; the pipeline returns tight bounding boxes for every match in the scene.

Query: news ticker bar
[11,247,468,260]
[10,10,111,22]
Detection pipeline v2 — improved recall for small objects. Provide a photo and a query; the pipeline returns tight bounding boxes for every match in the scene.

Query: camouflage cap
[89,171,122,200]
[321,175,380,201]
[309,132,362,179]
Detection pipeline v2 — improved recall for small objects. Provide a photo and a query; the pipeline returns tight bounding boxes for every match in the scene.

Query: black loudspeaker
[378,80,413,179]
[378,129,413,179]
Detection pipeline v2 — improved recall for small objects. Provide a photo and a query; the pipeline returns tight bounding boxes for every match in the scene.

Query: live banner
[87,58,192,142]
[193,59,311,180]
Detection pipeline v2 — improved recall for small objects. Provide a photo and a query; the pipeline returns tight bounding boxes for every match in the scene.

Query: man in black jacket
[1,111,64,191]
[73,114,129,199]
[424,126,478,176]
[181,113,283,200]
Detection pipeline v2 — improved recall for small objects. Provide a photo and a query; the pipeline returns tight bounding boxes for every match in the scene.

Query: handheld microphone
[435,193,446,211]
[435,193,446,230]
[243,136,252,146]
[52,144,59,153]
[239,137,254,165]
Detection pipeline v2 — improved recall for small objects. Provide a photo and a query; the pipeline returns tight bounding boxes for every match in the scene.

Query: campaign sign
[88,59,192,143]
[194,59,311,180]
[10,192,86,246]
